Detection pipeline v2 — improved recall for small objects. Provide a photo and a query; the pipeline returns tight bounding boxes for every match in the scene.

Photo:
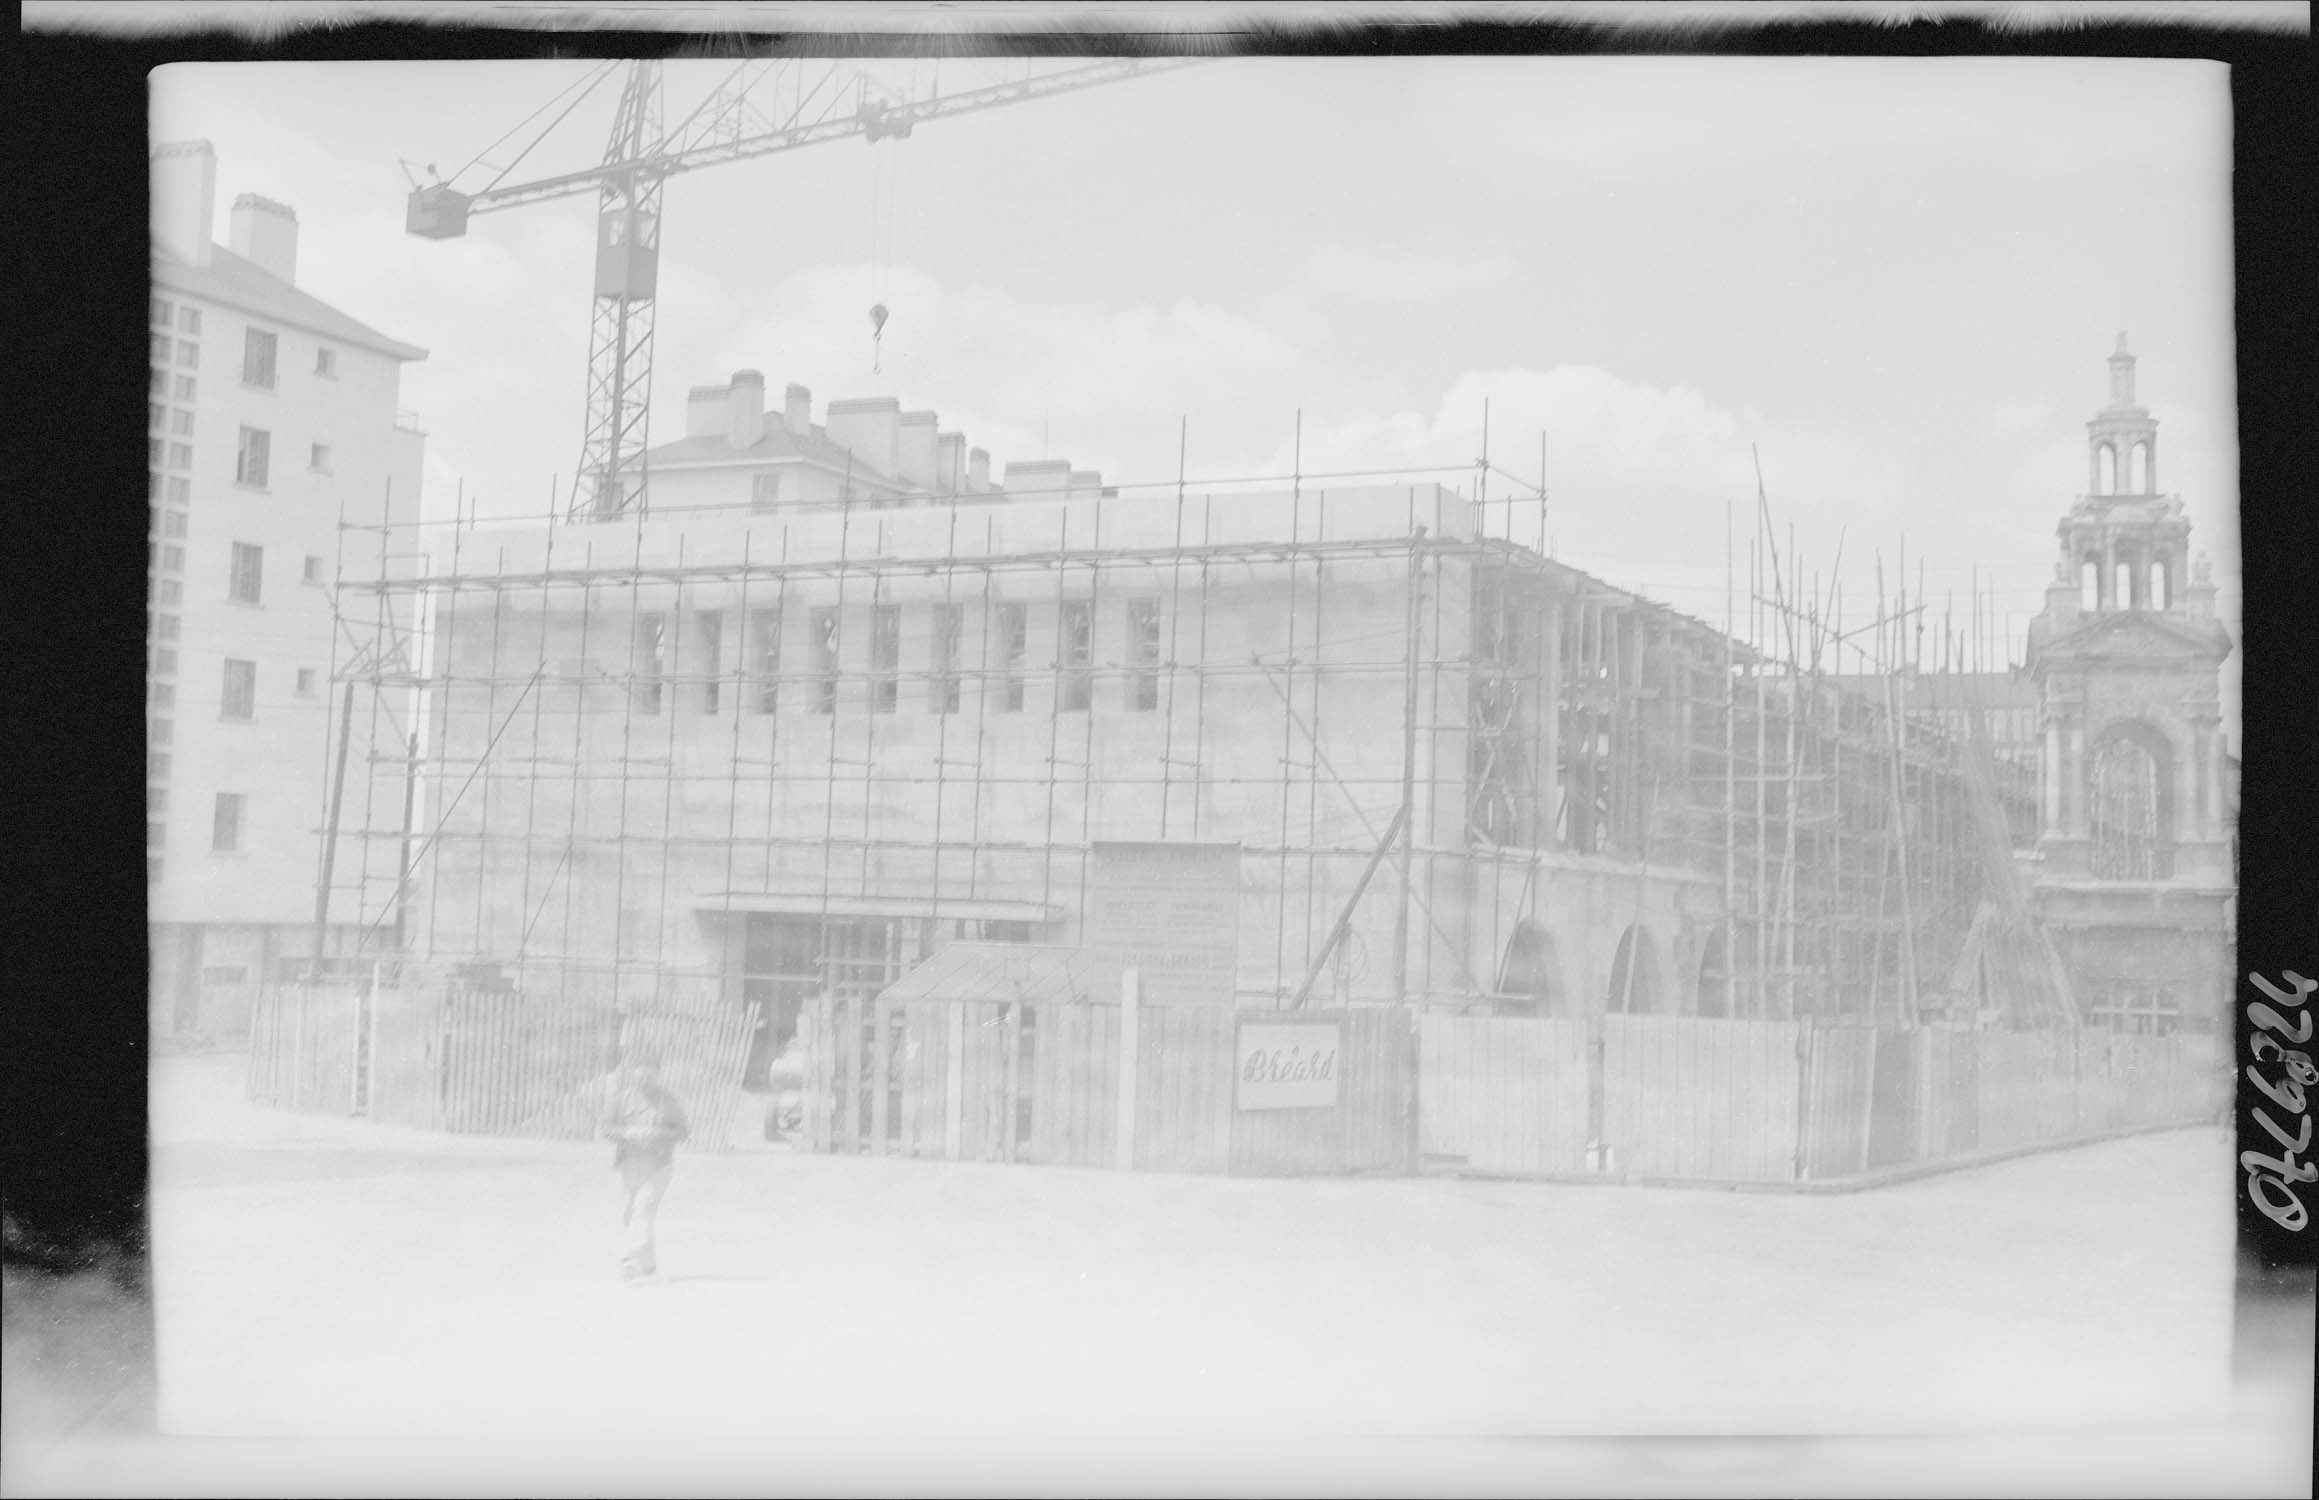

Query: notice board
[1083,841,1241,1006]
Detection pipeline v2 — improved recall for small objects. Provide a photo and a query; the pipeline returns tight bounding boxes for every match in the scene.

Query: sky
[150,54,2241,742]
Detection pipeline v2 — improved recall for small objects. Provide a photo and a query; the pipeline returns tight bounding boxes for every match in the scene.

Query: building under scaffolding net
[314,383,2097,1078]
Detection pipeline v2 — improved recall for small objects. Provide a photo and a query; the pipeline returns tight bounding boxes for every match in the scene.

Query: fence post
[945,1002,966,1162]
[1115,969,1141,1173]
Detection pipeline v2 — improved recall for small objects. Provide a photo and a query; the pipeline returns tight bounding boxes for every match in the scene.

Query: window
[1059,599,1093,712]
[749,609,781,715]
[163,511,187,539]
[751,472,782,511]
[201,966,250,986]
[236,426,270,487]
[995,601,1027,713]
[635,612,667,715]
[930,603,962,715]
[174,374,196,402]
[303,555,324,585]
[153,647,177,676]
[149,716,171,746]
[698,610,723,715]
[211,793,244,853]
[1127,598,1161,712]
[161,545,184,574]
[150,366,168,395]
[149,821,167,851]
[151,333,169,364]
[220,658,257,720]
[229,542,263,603]
[168,442,193,472]
[157,614,180,641]
[149,506,159,537]
[309,443,331,473]
[148,789,168,820]
[150,682,175,711]
[870,605,900,714]
[150,402,166,432]
[167,476,191,505]
[151,296,171,328]
[315,347,337,377]
[178,306,201,335]
[171,410,195,437]
[148,856,164,886]
[158,578,182,607]
[176,340,198,367]
[149,437,165,467]
[811,607,840,714]
[295,668,316,697]
[148,750,171,779]
[149,471,161,501]
[242,327,278,389]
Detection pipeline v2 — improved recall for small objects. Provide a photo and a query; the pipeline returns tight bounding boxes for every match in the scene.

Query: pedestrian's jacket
[599,1077,691,1168]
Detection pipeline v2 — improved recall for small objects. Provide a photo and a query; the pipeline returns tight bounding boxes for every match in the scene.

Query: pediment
[2037,610,2229,663]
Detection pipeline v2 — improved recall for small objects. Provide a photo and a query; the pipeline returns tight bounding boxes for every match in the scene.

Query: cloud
[1422,57,2228,190]
[1290,241,1520,306]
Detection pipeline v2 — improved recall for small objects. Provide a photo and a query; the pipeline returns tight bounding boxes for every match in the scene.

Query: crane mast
[404,56,1191,523]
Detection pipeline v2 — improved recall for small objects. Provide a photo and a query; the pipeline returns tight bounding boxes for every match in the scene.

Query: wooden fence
[1418,1013,2229,1187]
[246,984,757,1151]
[801,994,1417,1177]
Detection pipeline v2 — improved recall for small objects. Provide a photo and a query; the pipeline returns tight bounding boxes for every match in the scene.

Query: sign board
[1083,841,1241,1007]
[1235,1020,1342,1110]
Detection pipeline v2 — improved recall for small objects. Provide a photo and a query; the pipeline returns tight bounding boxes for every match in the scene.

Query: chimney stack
[150,139,217,267]
[826,396,902,480]
[935,432,966,496]
[727,369,766,450]
[784,383,812,437]
[686,382,731,441]
[1002,459,1073,499]
[968,447,991,493]
[229,192,298,284]
[898,412,939,493]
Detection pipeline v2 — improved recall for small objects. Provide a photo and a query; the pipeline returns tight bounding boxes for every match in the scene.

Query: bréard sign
[1235,1020,1342,1110]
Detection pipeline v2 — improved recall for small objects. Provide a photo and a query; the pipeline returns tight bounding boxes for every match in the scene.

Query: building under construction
[311,342,2231,1080]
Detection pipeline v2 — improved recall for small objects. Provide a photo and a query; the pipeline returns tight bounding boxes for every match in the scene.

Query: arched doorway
[1496,920,1565,1018]
[1606,925,1667,1014]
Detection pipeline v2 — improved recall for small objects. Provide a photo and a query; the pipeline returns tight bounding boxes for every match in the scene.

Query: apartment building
[147,140,428,1035]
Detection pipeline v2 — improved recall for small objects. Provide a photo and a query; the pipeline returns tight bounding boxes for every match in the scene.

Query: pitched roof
[152,243,428,362]
[640,425,901,484]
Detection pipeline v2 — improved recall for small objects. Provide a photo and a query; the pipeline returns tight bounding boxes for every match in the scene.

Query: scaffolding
[314,441,2056,1044]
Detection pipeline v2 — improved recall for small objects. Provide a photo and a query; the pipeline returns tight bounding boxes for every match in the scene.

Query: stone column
[2043,717,2064,839]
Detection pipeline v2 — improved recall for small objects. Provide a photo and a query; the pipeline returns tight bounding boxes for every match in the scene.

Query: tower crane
[404,57,1191,523]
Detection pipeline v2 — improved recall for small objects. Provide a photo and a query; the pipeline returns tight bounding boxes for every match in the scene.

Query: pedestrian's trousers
[618,1158,673,1271]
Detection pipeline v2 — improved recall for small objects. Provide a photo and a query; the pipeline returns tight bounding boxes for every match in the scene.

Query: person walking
[595,1043,690,1281]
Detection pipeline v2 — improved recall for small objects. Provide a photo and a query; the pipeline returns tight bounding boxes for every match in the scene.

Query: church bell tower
[2021,336,2234,1031]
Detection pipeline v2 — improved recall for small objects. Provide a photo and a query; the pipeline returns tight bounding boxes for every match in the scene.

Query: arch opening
[2128,440,2149,493]
[1695,924,1732,1018]
[2079,558,2100,612]
[2150,559,2170,610]
[1606,925,1668,1015]
[2097,444,2117,495]
[1496,920,1565,1018]
[2088,723,2174,879]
